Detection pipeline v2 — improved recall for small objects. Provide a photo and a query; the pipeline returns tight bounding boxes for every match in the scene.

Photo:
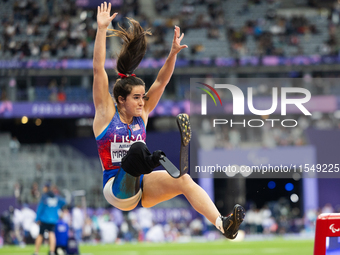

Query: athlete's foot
[221,204,245,239]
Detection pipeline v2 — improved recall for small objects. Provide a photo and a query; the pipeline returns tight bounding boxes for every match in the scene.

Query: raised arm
[92,2,117,136]
[143,26,188,115]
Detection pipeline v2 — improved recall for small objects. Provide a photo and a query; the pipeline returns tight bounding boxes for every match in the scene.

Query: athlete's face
[123,85,145,117]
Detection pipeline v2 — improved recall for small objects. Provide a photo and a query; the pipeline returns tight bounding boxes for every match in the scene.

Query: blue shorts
[103,168,144,211]
[103,168,144,189]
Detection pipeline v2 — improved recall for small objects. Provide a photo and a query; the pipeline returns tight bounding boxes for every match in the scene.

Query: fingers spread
[110,12,118,20]
[179,33,184,41]
[108,2,111,13]
[104,1,107,11]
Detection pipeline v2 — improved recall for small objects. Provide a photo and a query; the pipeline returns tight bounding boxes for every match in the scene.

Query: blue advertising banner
[0,95,338,118]
[0,100,190,118]
[76,0,122,8]
[0,55,339,70]
[0,102,95,118]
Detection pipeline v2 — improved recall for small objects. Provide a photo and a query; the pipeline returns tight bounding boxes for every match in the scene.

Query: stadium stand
[2,0,340,247]
[0,132,103,207]
[0,0,338,61]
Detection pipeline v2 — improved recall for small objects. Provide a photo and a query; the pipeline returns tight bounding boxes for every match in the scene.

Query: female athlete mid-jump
[92,2,245,239]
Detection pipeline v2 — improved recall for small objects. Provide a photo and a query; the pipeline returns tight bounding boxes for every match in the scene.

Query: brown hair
[108,18,151,104]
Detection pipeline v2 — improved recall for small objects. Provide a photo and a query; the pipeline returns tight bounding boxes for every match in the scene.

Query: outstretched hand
[97,2,118,29]
[171,26,188,54]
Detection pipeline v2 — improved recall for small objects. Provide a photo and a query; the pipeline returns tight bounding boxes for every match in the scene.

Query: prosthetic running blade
[159,155,181,178]
[177,113,191,176]
[160,114,191,178]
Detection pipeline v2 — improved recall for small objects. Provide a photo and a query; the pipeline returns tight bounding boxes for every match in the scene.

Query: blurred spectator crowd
[243,200,340,235]
[1,0,92,60]
[2,0,340,104]
[1,196,337,246]
[1,0,340,60]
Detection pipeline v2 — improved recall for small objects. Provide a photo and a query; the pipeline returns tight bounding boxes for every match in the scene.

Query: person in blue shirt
[54,217,69,255]
[33,183,66,255]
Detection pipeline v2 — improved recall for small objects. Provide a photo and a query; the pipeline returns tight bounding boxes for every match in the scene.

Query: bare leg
[112,167,140,199]
[141,171,220,225]
[49,231,56,253]
[34,234,43,254]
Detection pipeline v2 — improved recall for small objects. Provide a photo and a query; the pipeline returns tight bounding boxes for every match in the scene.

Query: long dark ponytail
[108,18,151,104]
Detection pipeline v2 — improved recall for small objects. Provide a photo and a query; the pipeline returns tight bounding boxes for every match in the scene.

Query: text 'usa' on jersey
[96,112,146,170]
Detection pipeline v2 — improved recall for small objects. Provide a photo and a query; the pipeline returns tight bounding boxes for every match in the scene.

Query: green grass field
[0,239,314,255]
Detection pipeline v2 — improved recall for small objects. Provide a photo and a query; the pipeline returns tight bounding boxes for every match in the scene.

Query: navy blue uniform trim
[103,169,144,190]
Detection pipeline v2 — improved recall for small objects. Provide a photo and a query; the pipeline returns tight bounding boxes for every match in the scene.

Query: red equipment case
[314,213,340,255]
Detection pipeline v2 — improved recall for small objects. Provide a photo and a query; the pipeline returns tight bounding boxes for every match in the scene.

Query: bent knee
[177,173,195,191]
[179,173,193,183]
